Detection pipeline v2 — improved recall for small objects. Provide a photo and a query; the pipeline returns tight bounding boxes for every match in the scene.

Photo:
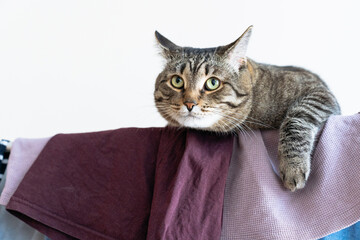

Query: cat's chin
[175,114,221,130]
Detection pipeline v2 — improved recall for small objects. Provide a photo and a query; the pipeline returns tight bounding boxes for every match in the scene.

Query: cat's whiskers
[217,109,274,129]
[216,110,257,139]
[216,117,238,135]
[210,109,254,139]
[157,102,267,139]
[242,116,275,129]
[239,122,256,139]
[156,107,176,121]
[156,104,181,114]
[218,119,240,136]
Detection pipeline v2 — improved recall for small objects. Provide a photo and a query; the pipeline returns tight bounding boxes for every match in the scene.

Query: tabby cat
[154,26,340,192]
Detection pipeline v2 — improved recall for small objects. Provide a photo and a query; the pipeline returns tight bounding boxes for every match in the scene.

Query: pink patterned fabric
[221,114,360,239]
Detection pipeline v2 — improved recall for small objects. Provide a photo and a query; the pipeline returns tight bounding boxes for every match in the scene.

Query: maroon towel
[6,127,233,240]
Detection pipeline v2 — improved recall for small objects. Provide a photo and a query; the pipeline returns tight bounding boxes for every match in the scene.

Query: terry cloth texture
[220,114,360,240]
[6,127,233,240]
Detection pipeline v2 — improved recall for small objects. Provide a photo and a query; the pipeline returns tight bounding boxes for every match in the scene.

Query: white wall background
[0,0,359,140]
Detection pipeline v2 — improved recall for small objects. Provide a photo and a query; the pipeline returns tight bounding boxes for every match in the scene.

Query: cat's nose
[184,101,197,112]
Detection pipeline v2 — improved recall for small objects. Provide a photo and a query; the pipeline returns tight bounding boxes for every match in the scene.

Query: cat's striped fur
[154,26,340,191]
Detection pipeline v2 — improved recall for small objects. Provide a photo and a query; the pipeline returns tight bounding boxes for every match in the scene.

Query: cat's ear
[155,31,182,60]
[220,25,253,70]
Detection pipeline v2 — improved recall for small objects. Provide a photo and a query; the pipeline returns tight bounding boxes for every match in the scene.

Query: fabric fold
[6,127,233,240]
[147,129,233,239]
[4,114,360,240]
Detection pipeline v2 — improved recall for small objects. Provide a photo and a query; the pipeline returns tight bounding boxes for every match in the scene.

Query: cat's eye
[205,78,220,91]
[170,75,184,89]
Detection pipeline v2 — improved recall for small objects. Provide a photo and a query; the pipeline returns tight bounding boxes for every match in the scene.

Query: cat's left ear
[155,31,182,60]
[221,25,253,70]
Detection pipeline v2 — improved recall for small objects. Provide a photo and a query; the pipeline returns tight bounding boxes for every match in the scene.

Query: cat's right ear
[155,31,182,60]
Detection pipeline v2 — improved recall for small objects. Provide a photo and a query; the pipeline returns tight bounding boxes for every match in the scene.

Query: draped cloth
[5,128,233,240]
[1,114,360,239]
[221,114,360,239]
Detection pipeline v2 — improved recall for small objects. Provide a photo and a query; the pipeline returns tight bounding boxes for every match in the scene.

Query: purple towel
[221,114,360,239]
[6,127,233,240]
[4,114,360,239]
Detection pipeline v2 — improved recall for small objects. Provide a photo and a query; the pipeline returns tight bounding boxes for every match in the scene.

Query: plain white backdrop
[0,0,359,140]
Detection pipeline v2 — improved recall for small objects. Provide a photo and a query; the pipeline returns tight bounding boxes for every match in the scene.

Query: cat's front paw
[280,159,310,192]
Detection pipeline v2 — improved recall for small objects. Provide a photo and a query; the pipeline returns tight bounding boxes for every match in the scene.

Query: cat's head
[154,26,254,133]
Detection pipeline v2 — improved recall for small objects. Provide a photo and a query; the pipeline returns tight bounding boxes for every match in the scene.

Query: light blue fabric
[320,222,360,240]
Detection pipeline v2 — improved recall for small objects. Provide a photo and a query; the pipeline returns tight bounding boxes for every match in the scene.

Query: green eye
[171,75,184,89]
[205,78,220,91]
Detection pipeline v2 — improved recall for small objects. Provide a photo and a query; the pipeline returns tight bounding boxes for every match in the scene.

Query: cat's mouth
[175,111,221,129]
[184,112,200,118]
[179,111,206,121]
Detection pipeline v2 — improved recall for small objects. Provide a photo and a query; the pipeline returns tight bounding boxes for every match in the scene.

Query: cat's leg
[279,90,340,191]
